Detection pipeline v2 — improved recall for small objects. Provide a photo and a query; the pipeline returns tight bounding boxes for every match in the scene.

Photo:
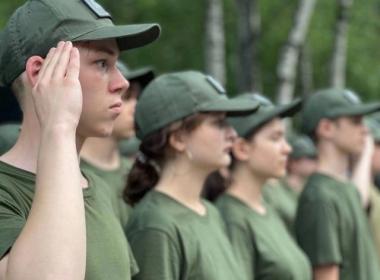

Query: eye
[95,59,108,71]
[213,118,229,128]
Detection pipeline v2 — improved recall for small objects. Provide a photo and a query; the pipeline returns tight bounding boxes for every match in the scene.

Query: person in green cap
[0,123,20,155]
[294,88,380,280]
[364,117,380,265]
[124,71,259,280]
[0,0,160,279]
[215,93,311,280]
[263,134,317,236]
[80,60,155,227]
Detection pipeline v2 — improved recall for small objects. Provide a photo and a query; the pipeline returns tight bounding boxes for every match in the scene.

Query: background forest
[0,0,380,122]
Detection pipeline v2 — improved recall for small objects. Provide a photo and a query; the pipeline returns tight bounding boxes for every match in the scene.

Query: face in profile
[244,118,291,179]
[75,39,129,139]
[178,113,237,171]
[332,116,367,156]
[112,82,141,140]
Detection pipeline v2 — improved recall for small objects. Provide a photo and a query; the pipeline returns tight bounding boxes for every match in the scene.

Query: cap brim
[126,67,154,80]
[330,102,380,118]
[275,99,302,118]
[73,23,161,50]
[198,98,260,116]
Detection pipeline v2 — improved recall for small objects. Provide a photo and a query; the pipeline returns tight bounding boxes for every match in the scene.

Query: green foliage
[0,0,379,102]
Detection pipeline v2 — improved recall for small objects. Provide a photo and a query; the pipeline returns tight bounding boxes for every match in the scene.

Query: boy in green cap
[80,60,154,227]
[0,0,160,279]
[264,134,317,236]
[295,88,380,279]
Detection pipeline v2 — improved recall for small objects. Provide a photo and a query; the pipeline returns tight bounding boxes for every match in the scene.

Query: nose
[110,68,129,95]
[283,139,292,155]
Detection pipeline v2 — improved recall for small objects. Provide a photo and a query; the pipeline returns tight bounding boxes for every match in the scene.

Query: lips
[109,101,123,115]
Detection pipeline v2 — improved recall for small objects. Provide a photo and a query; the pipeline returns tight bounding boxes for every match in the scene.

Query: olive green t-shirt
[295,173,380,279]
[263,179,299,236]
[216,194,311,280]
[125,190,246,280]
[80,157,132,227]
[369,185,380,266]
[0,160,138,280]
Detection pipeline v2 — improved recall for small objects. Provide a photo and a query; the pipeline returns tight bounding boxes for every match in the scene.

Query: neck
[228,164,267,214]
[286,174,305,193]
[317,141,350,181]
[0,114,85,174]
[155,157,213,215]
[80,136,120,170]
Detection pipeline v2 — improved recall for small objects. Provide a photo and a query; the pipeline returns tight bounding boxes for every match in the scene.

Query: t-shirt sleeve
[225,222,255,279]
[0,191,26,259]
[128,228,181,280]
[295,198,341,266]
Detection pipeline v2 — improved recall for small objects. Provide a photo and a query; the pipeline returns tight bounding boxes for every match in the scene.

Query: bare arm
[351,135,374,208]
[2,42,86,280]
[313,264,339,280]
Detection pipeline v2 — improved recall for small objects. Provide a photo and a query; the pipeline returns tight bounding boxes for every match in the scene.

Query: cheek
[372,149,380,172]
[249,142,285,175]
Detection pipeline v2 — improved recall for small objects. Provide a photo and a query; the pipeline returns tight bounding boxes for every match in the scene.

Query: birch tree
[330,0,353,88]
[276,0,316,105]
[236,0,262,92]
[205,0,226,85]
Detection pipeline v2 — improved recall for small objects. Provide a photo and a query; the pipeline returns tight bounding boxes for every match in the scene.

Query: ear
[232,138,250,161]
[316,118,335,140]
[25,56,44,87]
[169,130,187,153]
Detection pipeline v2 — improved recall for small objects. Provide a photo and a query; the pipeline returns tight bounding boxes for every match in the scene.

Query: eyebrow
[93,45,117,56]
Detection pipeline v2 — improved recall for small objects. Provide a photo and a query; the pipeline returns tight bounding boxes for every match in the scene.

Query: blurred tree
[235,0,262,93]
[204,0,226,85]
[276,0,317,105]
[0,0,379,104]
[330,0,353,88]
[299,43,314,97]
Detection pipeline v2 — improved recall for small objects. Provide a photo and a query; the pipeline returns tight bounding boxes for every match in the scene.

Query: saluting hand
[31,41,82,132]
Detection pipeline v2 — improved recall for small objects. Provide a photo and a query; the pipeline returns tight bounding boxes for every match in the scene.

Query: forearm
[352,153,372,208]
[6,126,86,280]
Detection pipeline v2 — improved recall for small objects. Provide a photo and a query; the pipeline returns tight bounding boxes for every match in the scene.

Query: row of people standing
[0,0,379,279]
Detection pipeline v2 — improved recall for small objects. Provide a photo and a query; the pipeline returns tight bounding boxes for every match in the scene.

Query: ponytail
[124,128,169,205]
[124,113,211,205]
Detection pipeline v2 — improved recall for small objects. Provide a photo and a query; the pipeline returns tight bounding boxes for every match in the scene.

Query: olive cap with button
[135,71,260,140]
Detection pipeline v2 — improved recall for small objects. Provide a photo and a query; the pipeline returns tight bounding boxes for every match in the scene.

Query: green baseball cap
[119,136,141,157]
[0,0,160,86]
[0,123,20,154]
[301,88,380,135]
[228,93,301,138]
[135,71,260,140]
[365,118,380,143]
[288,135,317,159]
[116,61,154,87]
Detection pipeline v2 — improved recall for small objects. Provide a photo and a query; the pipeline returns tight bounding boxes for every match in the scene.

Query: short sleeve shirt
[0,160,138,279]
[216,194,311,280]
[80,157,132,227]
[263,179,299,236]
[295,173,380,279]
[125,190,246,280]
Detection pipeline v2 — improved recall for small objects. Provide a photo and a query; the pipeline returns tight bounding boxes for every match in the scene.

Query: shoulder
[126,192,180,236]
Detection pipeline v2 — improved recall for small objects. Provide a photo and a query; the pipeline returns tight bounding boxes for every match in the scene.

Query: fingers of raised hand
[66,47,80,82]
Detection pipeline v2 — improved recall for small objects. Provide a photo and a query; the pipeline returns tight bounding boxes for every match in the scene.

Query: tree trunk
[299,43,314,98]
[276,0,317,105]
[330,0,353,88]
[204,0,226,86]
[236,0,262,93]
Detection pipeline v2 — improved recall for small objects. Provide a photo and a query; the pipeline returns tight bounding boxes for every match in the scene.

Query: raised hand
[32,41,82,132]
